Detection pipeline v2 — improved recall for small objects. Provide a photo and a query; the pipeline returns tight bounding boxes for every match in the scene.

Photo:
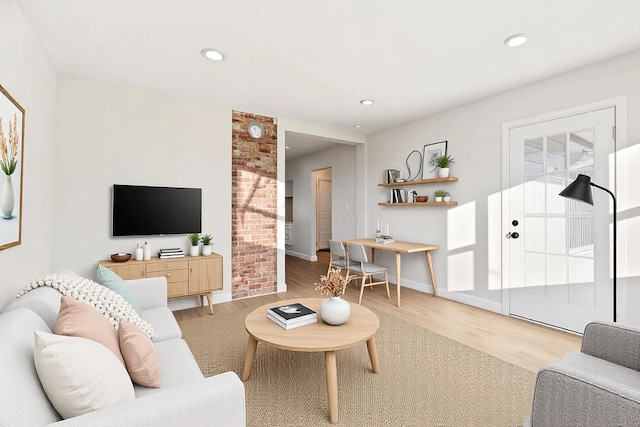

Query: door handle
[506,232,520,239]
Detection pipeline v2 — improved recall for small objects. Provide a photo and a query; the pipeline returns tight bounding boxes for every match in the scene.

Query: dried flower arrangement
[0,114,20,176]
[314,268,348,297]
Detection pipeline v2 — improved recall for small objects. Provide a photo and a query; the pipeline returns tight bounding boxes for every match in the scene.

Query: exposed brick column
[231,111,277,299]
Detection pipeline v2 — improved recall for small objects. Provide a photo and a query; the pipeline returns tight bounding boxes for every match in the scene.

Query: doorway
[504,106,616,333]
[315,168,332,251]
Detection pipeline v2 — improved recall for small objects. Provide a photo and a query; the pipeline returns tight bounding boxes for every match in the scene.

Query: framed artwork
[0,84,25,251]
[422,140,447,179]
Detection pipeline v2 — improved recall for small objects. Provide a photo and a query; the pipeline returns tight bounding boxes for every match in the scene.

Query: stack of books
[158,248,185,259]
[267,303,317,330]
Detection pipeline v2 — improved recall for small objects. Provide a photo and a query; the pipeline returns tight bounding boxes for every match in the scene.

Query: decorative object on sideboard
[434,153,455,178]
[143,241,151,260]
[422,140,447,179]
[200,234,214,256]
[110,253,132,263]
[315,268,350,326]
[134,243,144,261]
[434,189,449,202]
[187,233,200,256]
[0,84,25,251]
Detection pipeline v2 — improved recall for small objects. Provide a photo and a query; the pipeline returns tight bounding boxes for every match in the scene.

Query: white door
[316,178,332,250]
[507,107,615,333]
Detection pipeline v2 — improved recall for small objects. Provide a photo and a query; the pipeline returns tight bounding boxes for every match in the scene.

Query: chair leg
[358,276,366,304]
[384,272,390,299]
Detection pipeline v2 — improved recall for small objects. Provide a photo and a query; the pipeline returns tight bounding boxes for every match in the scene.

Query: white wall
[54,77,232,310]
[285,144,358,260]
[0,0,57,310]
[366,49,640,322]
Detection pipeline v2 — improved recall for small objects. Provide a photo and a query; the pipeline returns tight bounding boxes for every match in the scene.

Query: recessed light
[201,48,225,61]
[360,99,374,106]
[354,125,362,128]
[504,34,528,47]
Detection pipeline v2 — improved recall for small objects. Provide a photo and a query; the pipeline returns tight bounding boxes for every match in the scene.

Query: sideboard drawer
[167,281,190,297]
[147,268,189,284]
[146,260,189,273]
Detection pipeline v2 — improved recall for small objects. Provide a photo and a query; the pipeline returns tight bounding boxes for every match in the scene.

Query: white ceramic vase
[189,245,199,257]
[134,247,144,261]
[143,243,151,260]
[435,196,443,202]
[202,244,213,256]
[320,296,351,326]
[443,196,451,202]
[438,167,450,178]
[1,174,14,219]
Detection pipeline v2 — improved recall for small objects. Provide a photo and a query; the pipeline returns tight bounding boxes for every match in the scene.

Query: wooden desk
[342,239,439,307]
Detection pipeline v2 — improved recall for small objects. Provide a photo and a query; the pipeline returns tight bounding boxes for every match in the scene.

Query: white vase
[320,296,351,326]
[134,247,144,261]
[444,196,451,202]
[189,245,199,257]
[1,174,14,219]
[202,244,212,256]
[438,167,450,178]
[435,196,443,202]
[143,243,151,260]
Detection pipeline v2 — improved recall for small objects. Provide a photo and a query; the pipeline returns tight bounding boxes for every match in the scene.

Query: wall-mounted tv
[112,185,202,236]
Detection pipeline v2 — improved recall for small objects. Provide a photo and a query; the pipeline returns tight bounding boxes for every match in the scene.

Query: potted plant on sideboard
[434,189,449,202]
[434,154,455,178]
[200,234,214,256]
[187,233,200,256]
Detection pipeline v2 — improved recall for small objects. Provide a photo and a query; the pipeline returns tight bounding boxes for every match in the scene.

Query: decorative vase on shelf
[134,245,144,261]
[320,296,351,326]
[444,196,451,203]
[202,245,213,256]
[1,175,14,219]
[435,196,443,202]
[143,242,151,260]
[189,245,199,257]
[438,167,450,178]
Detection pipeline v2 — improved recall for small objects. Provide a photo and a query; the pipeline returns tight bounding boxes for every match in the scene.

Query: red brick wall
[231,111,277,299]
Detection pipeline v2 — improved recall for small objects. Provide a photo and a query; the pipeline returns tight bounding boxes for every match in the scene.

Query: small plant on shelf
[434,189,449,202]
[187,233,200,246]
[434,154,455,168]
[200,234,213,245]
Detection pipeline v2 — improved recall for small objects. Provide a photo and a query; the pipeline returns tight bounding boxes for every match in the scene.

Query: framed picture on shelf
[0,84,25,251]
[422,140,447,179]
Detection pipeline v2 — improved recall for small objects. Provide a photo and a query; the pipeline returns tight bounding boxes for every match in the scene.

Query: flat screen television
[112,185,202,236]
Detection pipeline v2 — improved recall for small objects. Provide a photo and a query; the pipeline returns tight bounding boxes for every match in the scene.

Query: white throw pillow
[33,331,135,419]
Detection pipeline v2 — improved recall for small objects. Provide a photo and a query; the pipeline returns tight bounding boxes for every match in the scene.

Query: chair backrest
[346,243,368,264]
[329,240,346,260]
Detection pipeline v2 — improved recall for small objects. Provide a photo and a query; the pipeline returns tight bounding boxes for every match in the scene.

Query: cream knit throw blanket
[18,273,157,340]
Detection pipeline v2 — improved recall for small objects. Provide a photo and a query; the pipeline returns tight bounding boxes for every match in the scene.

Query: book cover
[159,253,185,258]
[267,312,317,330]
[268,303,316,322]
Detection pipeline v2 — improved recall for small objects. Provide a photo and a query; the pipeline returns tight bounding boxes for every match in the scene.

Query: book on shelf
[159,248,183,254]
[382,237,395,244]
[267,312,317,330]
[267,303,317,324]
[158,252,185,259]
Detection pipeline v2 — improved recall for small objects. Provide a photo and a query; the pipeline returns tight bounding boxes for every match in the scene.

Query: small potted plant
[434,154,455,178]
[434,189,449,202]
[200,234,214,256]
[187,233,200,257]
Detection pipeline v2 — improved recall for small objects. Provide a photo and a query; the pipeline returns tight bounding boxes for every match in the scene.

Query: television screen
[112,185,202,236]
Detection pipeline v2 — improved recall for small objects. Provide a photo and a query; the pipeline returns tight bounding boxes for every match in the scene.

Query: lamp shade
[559,174,594,205]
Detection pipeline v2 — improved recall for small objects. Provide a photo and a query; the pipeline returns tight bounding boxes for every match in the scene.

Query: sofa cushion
[96,265,141,313]
[0,309,60,426]
[119,321,161,387]
[139,306,182,341]
[3,286,64,331]
[54,296,125,366]
[34,331,135,419]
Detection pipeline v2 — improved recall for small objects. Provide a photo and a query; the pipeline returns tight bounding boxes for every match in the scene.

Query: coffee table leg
[366,336,380,373]
[241,335,258,381]
[325,350,338,424]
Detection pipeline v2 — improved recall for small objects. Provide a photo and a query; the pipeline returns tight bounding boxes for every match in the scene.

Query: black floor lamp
[559,174,617,323]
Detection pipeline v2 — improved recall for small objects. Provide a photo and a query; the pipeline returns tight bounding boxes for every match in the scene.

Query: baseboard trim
[285,250,318,262]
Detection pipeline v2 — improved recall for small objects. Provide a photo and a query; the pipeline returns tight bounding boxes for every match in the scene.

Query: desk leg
[371,247,376,263]
[241,336,258,381]
[395,252,402,307]
[426,251,437,297]
[325,350,339,424]
[366,336,380,373]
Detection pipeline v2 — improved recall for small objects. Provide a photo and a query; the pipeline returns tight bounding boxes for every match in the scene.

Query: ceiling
[16,0,640,159]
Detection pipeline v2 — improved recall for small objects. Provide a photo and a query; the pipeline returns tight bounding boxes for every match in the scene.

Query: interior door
[316,178,332,250]
[507,107,615,333]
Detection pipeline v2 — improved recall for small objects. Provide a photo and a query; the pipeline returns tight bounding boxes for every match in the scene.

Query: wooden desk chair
[327,240,351,276]
[345,243,390,304]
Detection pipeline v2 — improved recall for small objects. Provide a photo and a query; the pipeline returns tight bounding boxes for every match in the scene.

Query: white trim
[285,249,318,262]
[277,282,288,293]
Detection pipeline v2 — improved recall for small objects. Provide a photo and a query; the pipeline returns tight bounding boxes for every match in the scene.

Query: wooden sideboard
[98,254,223,315]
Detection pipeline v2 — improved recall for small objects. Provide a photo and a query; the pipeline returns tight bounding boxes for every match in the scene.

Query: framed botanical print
[422,140,447,179]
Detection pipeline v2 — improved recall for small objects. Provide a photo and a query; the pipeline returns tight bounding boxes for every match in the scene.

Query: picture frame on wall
[0,84,25,251]
[422,140,447,179]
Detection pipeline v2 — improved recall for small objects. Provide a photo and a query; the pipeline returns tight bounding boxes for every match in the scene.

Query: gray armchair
[524,321,640,426]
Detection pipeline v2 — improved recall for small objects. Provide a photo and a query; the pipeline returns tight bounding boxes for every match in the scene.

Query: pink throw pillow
[54,296,125,366]
[118,321,161,387]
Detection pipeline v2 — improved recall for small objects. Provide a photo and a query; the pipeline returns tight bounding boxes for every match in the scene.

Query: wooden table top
[244,298,379,352]
[342,238,439,253]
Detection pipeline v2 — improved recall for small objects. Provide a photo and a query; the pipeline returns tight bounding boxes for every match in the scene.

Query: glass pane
[568,129,594,170]
[546,134,566,173]
[524,138,544,175]
[525,217,545,252]
[524,252,545,296]
[568,217,594,256]
[524,176,545,214]
[547,173,566,214]
[547,218,566,254]
[568,256,595,306]
[547,255,567,301]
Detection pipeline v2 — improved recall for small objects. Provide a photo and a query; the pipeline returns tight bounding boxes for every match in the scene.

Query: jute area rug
[179,307,535,427]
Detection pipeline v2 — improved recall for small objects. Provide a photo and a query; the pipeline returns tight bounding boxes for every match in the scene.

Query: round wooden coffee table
[242,297,380,424]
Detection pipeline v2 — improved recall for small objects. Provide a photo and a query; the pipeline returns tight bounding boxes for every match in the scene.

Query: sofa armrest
[124,277,168,311]
[49,372,245,427]
[582,321,640,371]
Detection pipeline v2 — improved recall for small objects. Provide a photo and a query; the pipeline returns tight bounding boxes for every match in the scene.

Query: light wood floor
[174,252,582,373]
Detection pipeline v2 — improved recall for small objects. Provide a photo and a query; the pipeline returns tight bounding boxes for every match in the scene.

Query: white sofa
[0,274,245,426]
